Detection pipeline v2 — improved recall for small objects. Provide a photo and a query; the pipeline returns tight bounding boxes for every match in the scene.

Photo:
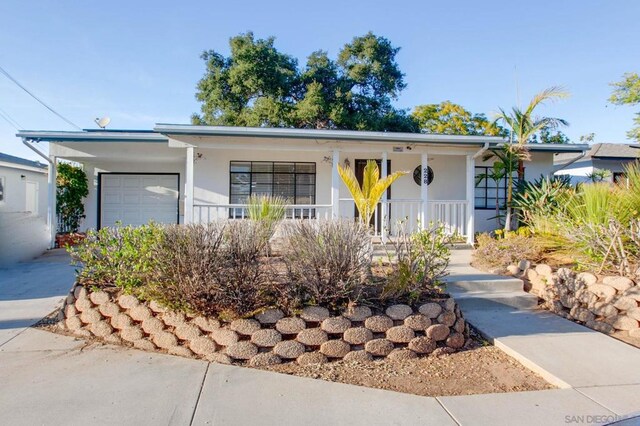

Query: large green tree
[193,32,417,132]
[411,101,505,136]
[609,72,640,141]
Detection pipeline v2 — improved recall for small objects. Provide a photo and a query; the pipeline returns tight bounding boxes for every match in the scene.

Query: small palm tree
[493,86,570,230]
[338,160,407,227]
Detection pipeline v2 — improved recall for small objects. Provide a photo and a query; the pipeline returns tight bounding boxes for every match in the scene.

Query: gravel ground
[258,334,554,397]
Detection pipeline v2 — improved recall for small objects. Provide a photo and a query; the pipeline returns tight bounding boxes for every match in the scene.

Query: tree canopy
[411,101,505,136]
[609,72,640,141]
[193,32,417,132]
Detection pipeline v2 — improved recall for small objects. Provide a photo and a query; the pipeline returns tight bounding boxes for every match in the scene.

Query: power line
[0,64,82,130]
[0,106,22,130]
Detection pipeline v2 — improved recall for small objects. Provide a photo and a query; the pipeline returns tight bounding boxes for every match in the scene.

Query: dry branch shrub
[279,220,373,310]
[473,233,543,271]
[152,221,271,317]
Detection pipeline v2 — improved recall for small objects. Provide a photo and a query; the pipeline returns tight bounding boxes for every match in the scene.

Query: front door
[354,159,391,233]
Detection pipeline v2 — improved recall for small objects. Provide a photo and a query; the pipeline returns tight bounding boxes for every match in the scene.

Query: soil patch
[257,334,554,397]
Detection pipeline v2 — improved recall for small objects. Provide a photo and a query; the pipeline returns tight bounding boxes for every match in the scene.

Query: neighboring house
[17,126,587,246]
[0,152,49,265]
[555,143,640,184]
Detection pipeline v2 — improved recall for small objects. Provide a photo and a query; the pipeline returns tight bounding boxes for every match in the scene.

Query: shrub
[513,175,572,226]
[246,195,286,243]
[280,220,373,310]
[56,163,89,233]
[382,223,450,303]
[472,232,543,271]
[69,223,163,292]
[152,221,272,318]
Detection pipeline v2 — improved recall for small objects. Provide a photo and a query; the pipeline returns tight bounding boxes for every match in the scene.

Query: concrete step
[450,290,539,310]
[444,274,524,294]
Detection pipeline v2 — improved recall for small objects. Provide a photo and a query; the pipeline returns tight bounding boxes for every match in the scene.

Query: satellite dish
[95,117,111,128]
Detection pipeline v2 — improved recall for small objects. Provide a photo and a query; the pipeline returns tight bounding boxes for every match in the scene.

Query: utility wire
[0,106,22,130]
[0,64,82,130]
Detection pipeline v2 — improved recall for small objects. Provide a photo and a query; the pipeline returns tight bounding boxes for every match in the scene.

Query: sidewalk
[0,249,638,425]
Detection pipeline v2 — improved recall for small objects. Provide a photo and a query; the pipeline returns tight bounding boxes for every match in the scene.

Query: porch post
[466,154,475,245]
[48,155,57,249]
[420,153,428,228]
[331,149,340,218]
[381,151,388,243]
[185,146,195,224]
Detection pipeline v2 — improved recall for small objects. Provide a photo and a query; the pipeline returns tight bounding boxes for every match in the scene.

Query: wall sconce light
[343,158,351,168]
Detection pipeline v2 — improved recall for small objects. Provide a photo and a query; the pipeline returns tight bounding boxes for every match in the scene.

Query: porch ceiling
[50,141,184,163]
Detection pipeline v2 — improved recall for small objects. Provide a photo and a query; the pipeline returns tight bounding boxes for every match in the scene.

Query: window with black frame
[229,161,316,218]
[474,166,520,210]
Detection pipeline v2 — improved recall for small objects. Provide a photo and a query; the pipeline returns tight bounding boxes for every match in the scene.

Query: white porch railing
[194,200,469,238]
[193,204,333,223]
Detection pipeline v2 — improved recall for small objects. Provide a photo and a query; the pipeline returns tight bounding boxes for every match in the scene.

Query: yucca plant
[338,160,407,227]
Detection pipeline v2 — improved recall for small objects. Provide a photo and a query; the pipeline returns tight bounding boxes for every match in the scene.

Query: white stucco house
[17,125,587,246]
[555,143,640,185]
[0,152,49,264]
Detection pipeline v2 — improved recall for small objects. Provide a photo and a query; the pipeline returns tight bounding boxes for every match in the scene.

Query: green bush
[69,223,163,292]
[382,223,451,303]
[280,220,373,310]
[56,163,89,233]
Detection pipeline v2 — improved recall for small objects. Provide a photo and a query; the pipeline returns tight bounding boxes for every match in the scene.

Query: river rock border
[507,260,640,338]
[56,284,469,366]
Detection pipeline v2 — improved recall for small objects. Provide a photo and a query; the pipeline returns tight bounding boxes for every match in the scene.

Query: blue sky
[1,0,638,160]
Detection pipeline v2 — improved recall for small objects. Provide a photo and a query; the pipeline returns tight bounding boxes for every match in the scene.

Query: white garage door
[100,174,179,228]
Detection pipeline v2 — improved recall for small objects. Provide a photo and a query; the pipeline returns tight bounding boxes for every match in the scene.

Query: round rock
[454,318,466,334]
[251,329,282,347]
[249,352,282,367]
[141,317,165,335]
[74,297,93,313]
[404,314,431,331]
[443,298,456,312]
[506,265,520,275]
[133,339,157,351]
[343,350,373,362]
[276,317,306,334]
[385,304,413,320]
[230,319,261,336]
[192,316,220,332]
[577,272,598,286]
[387,348,418,361]
[189,337,217,356]
[162,311,187,327]
[437,311,456,327]
[90,321,113,338]
[211,329,239,347]
[297,352,328,365]
[432,347,455,357]
[607,315,639,330]
[110,313,133,330]
[148,300,166,313]
[128,305,152,322]
[342,327,373,345]
[120,326,144,343]
[117,294,139,310]
[168,346,195,358]
[89,291,110,305]
[296,328,329,346]
[273,340,306,359]
[342,306,372,322]
[207,353,232,364]
[80,308,102,325]
[300,306,330,323]
[153,331,179,349]
[446,332,465,349]
[605,276,634,292]
[103,334,123,345]
[321,316,351,334]
[364,315,393,333]
[589,284,617,301]
[386,325,415,343]
[73,285,87,299]
[174,324,202,341]
[98,302,120,318]
[418,302,442,318]
[364,338,394,356]
[614,297,638,311]
[426,324,450,341]
[535,264,553,277]
[225,341,258,360]
[319,340,351,358]
[408,336,436,354]
[65,316,83,331]
[255,308,284,324]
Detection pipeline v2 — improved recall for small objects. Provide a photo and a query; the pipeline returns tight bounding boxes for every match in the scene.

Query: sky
[1,0,638,161]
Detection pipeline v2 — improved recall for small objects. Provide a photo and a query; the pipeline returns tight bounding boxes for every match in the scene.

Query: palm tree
[338,160,407,227]
[493,86,570,230]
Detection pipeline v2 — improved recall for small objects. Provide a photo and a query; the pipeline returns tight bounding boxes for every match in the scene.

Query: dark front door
[354,159,391,233]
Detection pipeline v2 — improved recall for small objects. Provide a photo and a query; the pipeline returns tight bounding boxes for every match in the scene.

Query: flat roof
[0,152,47,169]
[17,126,589,153]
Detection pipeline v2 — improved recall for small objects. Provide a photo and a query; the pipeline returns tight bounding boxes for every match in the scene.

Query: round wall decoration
[413,165,434,186]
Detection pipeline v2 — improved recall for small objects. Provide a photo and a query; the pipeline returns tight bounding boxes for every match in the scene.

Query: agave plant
[513,175,572,225]
[338,160,407,226]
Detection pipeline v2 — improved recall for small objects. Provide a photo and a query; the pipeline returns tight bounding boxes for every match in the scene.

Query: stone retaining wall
[57,284,470,366]
[509,261,640,338]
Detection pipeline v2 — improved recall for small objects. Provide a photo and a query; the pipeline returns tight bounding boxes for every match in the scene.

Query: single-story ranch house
[17,125,587,246]
[555,142,640,185]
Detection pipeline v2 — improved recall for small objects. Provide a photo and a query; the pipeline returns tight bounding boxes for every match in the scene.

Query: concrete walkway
[1,249,639,425]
